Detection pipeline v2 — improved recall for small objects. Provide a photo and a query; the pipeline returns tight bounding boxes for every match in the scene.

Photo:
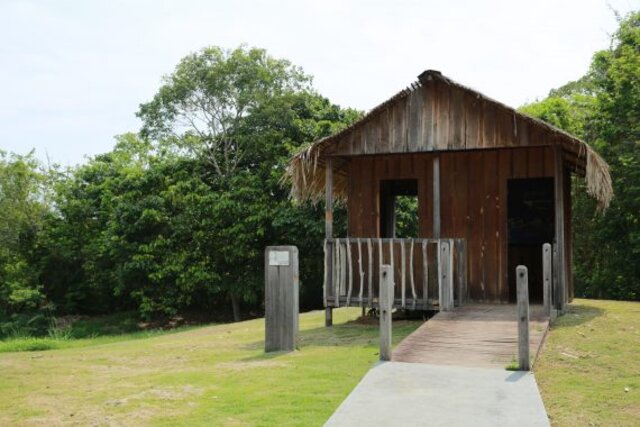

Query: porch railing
[324,238,467,311]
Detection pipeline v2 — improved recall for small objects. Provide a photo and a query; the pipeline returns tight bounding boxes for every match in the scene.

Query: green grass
[0,311,197,353]
[0,308,420,426]
[536,299,640,426]
[4,300,635,426]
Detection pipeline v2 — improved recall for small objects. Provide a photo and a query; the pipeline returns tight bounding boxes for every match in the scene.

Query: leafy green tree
[4,46,358,326]
[137,46,357,319]
[0,151,50,316]
[138,46,311,181]
[520,94,596,138]
[520,11,640,300]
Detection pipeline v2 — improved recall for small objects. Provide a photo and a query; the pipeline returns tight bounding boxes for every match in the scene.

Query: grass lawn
[0,308,420,426]
[2,300,638,426]
[536,299,640,426]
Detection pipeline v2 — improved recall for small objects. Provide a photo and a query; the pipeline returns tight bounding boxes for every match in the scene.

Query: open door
[379,179,418,238]
[507,178,554,303]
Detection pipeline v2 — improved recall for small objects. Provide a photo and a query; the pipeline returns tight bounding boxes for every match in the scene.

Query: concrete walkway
[325,362,550,427]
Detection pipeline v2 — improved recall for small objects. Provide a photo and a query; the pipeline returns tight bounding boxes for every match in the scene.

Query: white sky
[1,0,638,166]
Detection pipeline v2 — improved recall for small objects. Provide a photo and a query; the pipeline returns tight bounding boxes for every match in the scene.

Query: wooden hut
[287,70,612,325]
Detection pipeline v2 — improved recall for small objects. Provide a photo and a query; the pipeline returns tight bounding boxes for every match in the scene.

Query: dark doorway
[380,179,418,238]
[507,178,554,303]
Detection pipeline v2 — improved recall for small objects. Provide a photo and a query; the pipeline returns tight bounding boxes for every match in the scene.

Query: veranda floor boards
[392,304,549,369]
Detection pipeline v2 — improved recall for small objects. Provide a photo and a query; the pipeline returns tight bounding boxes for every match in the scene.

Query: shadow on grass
[552,304,605,329]
[240,318,422,361]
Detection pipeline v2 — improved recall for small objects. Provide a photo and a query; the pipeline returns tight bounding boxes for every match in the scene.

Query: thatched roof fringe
[586,145,613,211]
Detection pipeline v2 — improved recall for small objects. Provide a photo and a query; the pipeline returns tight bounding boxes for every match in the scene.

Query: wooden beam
[422,240,429,304]
[346,240,353,305]
[565,169,574,302]
[456,239,467,306]
[433,155,441,238]
[325,159,333,326]
[409,239,417,309]
[400,239,406,308]
[325,158,333,239]
[335,240,341,306]
[367,238,373,308]
[554,145,567,312]
[357,238,364,306]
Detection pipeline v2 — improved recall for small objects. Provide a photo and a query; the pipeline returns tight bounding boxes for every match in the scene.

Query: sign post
[265,246,299,352]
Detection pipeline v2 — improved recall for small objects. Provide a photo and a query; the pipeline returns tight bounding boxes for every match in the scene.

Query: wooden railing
[324,238,467,311]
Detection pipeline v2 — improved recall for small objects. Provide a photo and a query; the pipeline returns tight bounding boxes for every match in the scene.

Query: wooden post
[438,241,453,311]
[357,238,364,306]
[265,246,299,352]
[449,239,455,308]
[552,243,558,308]
[421,240,428,308]
[409,239,417,308]
[400,239,406,308]
[339,241,347,297]
[334,239,341,306]
[380,264,394,361]
[516,265,530,371]
[542,243,552,317]
[346,240,353,304]
[456,239,467,307]
[323,240,328,308]
[325,158,333,327]
[554,146,566,312]
[433,156,441,238]
[367,238,373,307]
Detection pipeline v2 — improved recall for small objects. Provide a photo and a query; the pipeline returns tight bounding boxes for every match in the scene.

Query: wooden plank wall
[327,79,560,157]
[346,146,556,303]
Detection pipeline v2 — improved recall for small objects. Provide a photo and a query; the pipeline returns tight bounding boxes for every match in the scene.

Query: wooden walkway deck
[393,304,550,369]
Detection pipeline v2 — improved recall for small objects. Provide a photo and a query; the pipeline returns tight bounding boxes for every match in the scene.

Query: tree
[3,47,358,325]
[520,11,640,300]
[137,46,358,320]
[138,46,311,181]
[0,151,50,315]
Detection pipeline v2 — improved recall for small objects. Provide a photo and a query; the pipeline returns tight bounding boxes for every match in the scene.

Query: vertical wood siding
[326,79,560,157]
[346,146,555,302]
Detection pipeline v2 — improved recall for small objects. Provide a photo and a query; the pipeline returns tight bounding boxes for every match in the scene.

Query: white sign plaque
[269,250,290,266]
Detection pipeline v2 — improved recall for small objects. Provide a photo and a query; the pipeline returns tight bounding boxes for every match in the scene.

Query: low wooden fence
[324,238,467,311]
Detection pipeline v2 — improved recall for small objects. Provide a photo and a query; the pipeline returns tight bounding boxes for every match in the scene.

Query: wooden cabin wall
[345,145,557,303]
[327,77,570,158]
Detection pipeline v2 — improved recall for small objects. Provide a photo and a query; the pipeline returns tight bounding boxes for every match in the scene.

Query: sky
[0,0,638,166]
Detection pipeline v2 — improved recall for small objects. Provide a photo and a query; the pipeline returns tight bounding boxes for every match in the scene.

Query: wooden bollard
[542,243,552,316]
[379,264,394,361]
[438,241,454,311]
[516,265,530,371]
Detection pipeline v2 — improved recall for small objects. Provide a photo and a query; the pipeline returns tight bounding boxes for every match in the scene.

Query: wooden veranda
[393,304,550,368]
